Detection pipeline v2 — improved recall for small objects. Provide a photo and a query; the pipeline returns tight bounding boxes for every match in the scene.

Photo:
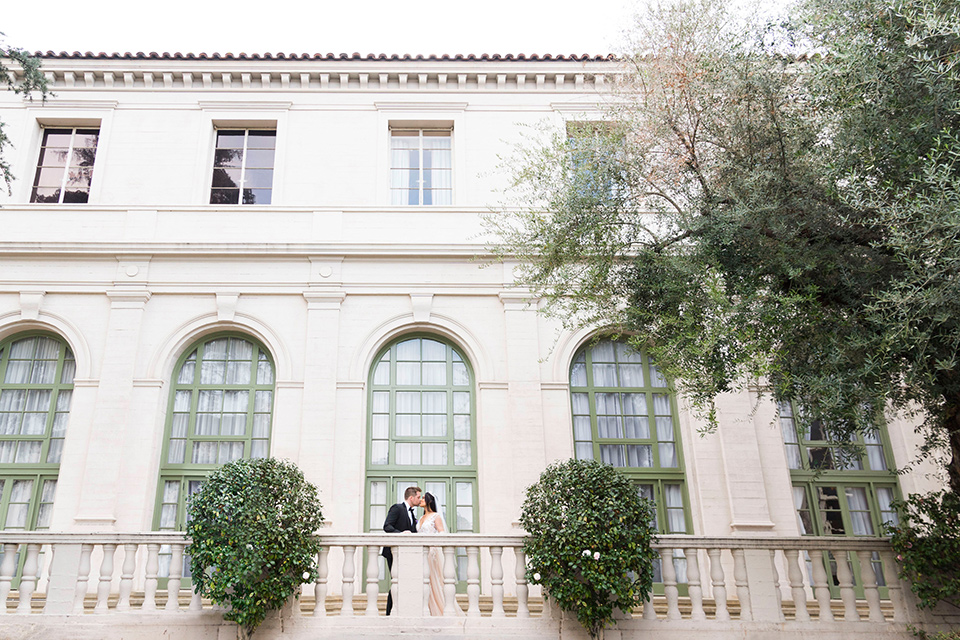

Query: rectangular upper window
[30,128,99,204]
[209,129,276,205]
[390,128,452,205]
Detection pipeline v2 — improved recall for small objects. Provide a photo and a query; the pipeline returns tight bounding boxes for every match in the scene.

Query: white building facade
[0,51,950,638]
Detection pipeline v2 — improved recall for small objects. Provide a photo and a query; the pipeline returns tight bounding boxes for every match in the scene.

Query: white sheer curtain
[844,487,874,535]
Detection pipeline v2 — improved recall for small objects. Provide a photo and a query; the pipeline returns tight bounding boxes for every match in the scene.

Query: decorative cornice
[21,56,622,94]
[37,52,617,62]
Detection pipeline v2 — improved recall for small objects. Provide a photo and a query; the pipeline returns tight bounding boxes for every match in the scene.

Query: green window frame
[569,338,691,535]
[364,335,478,590]
[570,338,692,592]
[779,401,900,597]
[0,333,75,586]
[153,334,276,578]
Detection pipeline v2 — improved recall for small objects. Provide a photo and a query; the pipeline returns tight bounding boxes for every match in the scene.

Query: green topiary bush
[520,458,658,638]
[186,458,323,639]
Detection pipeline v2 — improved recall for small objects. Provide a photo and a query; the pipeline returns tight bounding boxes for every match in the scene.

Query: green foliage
[0,35,48,193]
[186,458,323,639]
[520,459,658,638]
[489,0,960,497]
[889,491,960,610]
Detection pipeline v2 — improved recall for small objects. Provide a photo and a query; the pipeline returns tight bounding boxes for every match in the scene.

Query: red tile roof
[35,51,615,62]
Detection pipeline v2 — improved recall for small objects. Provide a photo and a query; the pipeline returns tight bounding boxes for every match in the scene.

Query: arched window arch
[0,333,74,533]
[364,335,478,584]
[569,338,690,535]
[153,334,275,555]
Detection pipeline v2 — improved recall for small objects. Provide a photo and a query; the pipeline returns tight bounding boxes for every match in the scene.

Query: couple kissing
[381,485,463,617]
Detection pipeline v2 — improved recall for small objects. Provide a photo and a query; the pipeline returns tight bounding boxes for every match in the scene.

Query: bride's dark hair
[423,492,438,513]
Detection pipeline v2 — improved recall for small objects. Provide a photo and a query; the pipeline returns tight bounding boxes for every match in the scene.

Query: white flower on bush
[533,572,541,581]
[582,549,591,557]
[303,571,311,580]
[593,551,601,560]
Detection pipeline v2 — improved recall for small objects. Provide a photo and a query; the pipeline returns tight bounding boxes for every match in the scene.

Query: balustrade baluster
[166,544,184,611]
[660,548,681,620]
[810,550,833,621]
[442,546,457,617]
[490,546,504,617]
[0,543,18,613]
[17,543,40,614]
[683,547,706,620]
[785,549,809,621]
[116,543,138,611]
[313,547,328,617]
[366,545,379,616]
[341,546,356,616]
[142,544,160,611]
[41,544,59,615]
[834,551,858,621]
[708,548,729,621]
[189,591,203,611]
[514,548,529,618]
[856,550,884,622]
[732,548,752,621]
[466,546,480,617]
[879,550,908,623]
[390,545,398,618]
[643,598,657,620]
[423,548,431,617]
[94,543,116,613]
[770,549,784,621]
[73,543,93,614]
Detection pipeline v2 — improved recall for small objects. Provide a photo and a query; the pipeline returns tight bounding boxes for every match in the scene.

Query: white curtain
[844,487,874,535]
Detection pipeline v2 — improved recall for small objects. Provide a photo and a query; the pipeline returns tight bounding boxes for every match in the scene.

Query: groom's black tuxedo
[382,501,417,615]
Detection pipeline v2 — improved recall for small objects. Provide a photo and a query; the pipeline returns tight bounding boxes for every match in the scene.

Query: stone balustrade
[0,531,946,639]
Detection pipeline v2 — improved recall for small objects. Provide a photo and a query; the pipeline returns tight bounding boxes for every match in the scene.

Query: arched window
[364,335,477,583]
[569,339,689,535]
[0,333,74,531]
[0,333,74,586]
[154,334,275,574]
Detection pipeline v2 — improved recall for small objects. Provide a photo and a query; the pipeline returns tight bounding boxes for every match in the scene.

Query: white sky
[1,0,790,58]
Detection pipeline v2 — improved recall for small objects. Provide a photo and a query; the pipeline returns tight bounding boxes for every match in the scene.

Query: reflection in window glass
[31,128,99,204]
[210,130,276,205]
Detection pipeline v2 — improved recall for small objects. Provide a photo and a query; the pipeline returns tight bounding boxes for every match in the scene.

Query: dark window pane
[809,418,827,441]
[211,168,241,188]
[214,149,244,168]
[30,187,61,203]
[34,167,65,188]
[61,189,90,203]
[809,447,835,470]
[246,131,276,148]
[244,148,275,168]
[243,169,273,189]
[210,188,239,204]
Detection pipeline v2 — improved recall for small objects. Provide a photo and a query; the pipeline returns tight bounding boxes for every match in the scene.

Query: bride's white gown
[419,513,464,616]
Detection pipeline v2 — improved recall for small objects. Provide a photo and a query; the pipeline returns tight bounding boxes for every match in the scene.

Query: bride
[418,492,464,616]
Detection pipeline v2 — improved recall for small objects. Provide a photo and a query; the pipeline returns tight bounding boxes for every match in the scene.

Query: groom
[382,485,421,616]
